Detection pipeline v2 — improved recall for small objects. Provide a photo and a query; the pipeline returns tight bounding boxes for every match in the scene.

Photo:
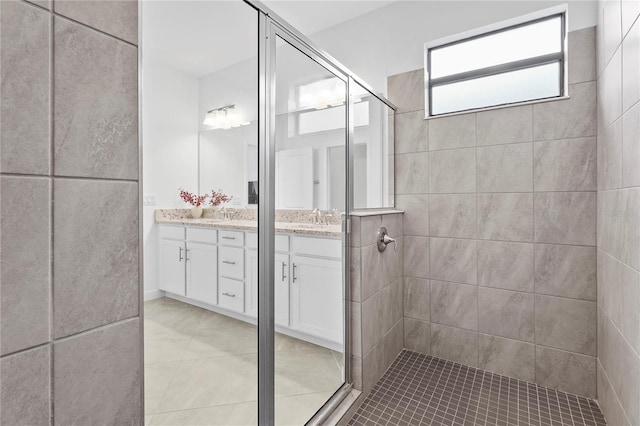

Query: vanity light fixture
[203,104,250,129]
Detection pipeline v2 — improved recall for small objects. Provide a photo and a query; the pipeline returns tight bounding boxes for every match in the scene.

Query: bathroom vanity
[155,218,344,351]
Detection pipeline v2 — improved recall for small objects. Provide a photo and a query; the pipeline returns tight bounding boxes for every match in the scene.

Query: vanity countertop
[156,217,342,237]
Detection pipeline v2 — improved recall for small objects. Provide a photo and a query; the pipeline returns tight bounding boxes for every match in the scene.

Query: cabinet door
[245,249,258,317]
[245,250,289,326]
[274,253,289,327]
[159,239,186,296]
[186,242,218,305]
[290,255,343,344]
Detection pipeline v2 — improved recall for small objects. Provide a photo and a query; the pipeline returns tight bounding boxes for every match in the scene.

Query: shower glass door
[270,27,348,425]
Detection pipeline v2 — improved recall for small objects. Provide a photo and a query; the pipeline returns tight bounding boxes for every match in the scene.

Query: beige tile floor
[144,297,344,425]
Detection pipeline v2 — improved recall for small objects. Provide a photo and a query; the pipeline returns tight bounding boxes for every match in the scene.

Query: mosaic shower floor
[348,350,606,426]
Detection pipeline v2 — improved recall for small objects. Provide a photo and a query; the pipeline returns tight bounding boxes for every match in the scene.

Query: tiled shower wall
[389,27,598,398]
[0,1,141,424]
[595,1,640,425]
[350,212,404,394]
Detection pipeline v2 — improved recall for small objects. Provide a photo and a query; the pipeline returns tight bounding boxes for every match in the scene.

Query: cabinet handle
[179,247,183,262]
[292,263,297,283]
[222,292,236,298]
[222,260,236,265]
[222,236,236,240]
[186,249,190,261]
[281,262,287,281]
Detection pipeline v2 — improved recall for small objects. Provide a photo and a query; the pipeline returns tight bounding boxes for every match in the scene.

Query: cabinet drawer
[218,230,244,246]
[218,278,244,313]
[246,233,289,252]
[159,225,185,241]
[186,227,217,244]
[293,236,341,259]
[218,246,244,279]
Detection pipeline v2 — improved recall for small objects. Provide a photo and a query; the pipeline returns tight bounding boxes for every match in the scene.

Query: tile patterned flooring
[144,297,344,425]
[349,351,607,426]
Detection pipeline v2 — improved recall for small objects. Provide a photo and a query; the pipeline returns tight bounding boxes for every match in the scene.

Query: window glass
[431,62,560,115]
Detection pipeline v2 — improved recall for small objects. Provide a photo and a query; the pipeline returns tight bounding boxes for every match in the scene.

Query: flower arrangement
[179,188,232,208]
[179,189,208,207]
[209,189,232,207]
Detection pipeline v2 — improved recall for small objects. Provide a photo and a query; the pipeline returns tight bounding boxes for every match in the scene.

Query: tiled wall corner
[596,1,640,424]
[388,26,599,399]
[350,212,404,395]
[0,0,141,424]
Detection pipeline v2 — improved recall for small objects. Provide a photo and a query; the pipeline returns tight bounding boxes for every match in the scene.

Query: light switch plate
[143,194,156,206]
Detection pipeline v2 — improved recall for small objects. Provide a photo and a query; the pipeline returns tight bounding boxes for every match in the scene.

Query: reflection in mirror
[198,123,257,207]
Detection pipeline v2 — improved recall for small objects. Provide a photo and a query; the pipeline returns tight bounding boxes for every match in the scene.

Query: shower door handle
[292,263,297,283]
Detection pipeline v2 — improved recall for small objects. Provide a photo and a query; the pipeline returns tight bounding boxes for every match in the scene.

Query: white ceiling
[142,0,396,77]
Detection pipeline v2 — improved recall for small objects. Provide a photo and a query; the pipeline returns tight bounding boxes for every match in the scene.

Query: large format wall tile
[428,113,476,151]
[534,137,596,191]
[535,295,596,356]
[597,361,629,426]
[622,19,640,112]
[430,238,477,285]
[476,105,532,146]
[477,143,533,192]
[387,69,424,113]
[533,82,597,140]
[534,192,596,246]
[0,346,50,426]
[622,0,640,38]
[598,48,622,132]
[54,18,138,180]
[478,287,534,342]
[55,0,138,45]
[428,148,476,193]
[54,319,141,425]
[597,309,640,426]
[395,111,428,154]
[429,194,476,238]
[536,346,596,398]
[478,334,535,382]
[568,27,596,84]
[597,118,623,191]
[622,101,640,188]
[598,188,640,271]
[396,194,429,236]
[477,193,533,242]
[53,179,139,338]
[404,318,430,354]
[395,152,429,194]
[430,323,478,367]
[430,281,477,331]
[403,277,430,321]
[535,244,596,301]
[404,236,430,279]
[0,1,50,175]
[0,176,51,355]
[477,240,534,292]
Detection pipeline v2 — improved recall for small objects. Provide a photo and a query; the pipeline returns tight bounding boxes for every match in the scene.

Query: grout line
[0,342,51,359]
[51,11,137,47]
[49,6,55,424]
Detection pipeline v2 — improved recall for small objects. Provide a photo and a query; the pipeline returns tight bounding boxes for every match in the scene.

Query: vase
[190,206,203,219]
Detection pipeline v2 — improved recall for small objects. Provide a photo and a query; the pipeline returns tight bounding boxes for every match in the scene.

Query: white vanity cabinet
[185,228,218,305]
[245,233,290,327]
[290,236,343,344]
[157,224,343,349]
[158,226,218,303]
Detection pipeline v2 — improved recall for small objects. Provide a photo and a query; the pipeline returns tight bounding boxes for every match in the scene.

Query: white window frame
[424,4,568,118]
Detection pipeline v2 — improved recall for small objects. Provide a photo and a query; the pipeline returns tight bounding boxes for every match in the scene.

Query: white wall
[142,56,199,297]
[307,0,598,93]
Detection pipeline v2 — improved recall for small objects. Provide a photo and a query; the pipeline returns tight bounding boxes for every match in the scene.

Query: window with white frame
[425,6,567,117]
